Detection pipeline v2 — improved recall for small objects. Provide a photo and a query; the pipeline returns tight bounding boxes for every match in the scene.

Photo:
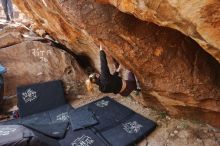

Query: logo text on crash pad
[95,100,109,107]
[71,135,94,146]
[0,127,17,136]
[22,88,38,103]
[56,112,69,121]
[123,121,143,134]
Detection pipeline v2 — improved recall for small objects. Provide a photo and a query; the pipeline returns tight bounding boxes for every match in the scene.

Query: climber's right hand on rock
[99,44,103,51]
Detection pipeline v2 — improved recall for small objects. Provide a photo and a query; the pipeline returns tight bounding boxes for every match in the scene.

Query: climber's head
[86,73,100,92]
[89,73,100,84]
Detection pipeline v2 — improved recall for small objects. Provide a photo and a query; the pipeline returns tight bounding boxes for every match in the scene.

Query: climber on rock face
[86,44,138,97]
[0,64,6,112]
[1,0,14,22]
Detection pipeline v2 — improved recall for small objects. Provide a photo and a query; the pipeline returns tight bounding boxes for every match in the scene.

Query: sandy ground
[71,92,220,146]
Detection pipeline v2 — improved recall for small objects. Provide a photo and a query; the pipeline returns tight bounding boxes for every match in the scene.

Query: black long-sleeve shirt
[97,50,122,94]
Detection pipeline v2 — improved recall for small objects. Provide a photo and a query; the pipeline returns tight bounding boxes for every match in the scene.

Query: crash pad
[19,104,73,138]
[78,96,156,145]
[0,125,60,146]
[17,80,66,117]
[22,122,69,139]
[48,104,72,123]
[59,129,108,146]
[101,114,156,146]
[86,97,134,131]
[69,107,98,131]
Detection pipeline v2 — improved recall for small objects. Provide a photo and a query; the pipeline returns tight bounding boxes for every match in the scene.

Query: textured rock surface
[0,40,87,97]
[96,0,220,63]
[0,25,88,109]
[0,32,23,48]
[13,0,100,70]
[13,0,220,127]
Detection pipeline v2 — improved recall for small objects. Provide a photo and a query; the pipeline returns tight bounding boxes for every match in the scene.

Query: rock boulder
[13,0,220,127]
[0,41,87,105]
[96,0,220,63]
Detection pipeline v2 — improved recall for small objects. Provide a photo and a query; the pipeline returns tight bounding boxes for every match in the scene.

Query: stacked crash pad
[0,80,156,146]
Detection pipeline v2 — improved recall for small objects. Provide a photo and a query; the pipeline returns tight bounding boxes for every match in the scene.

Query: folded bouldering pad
[17,80,66,117]
[48,104,72,123]
[19,104,73,139]
[69,107,98,131]
[0,65,6,74]
[22,122,69,139]
[85,97,134,131]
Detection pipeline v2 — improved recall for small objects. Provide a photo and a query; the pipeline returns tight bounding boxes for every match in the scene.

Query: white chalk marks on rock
[31,48,52,63]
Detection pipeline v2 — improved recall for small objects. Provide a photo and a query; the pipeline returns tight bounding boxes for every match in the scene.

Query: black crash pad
[79,96,156,145]
[17,80,66,117]
[101,114,156,146]
[21,111,50,125]
[0,104,73,140]
[59,129,107,146]
[0,125,34,146]
[22,122,69,139]
[86,97,134,131]
[19,104,73,139]
[20,104,72,124]
[33,130,61,146]
[48,104,72,123]
[0,104,73,144]
[0,118,21,125]
[69,107,98,131]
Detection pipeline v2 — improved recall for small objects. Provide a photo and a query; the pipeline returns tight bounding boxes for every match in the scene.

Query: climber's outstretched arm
[99,45,111,81]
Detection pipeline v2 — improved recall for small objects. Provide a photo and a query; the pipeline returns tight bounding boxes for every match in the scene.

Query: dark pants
[120,71,137,96]
[1,0,13,21]
[0,75,4,113]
